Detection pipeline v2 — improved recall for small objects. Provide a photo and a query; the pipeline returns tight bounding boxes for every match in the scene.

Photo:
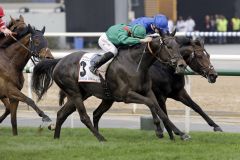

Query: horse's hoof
[98,136,107,142]
[170,136,175,141]
[214,126,223,132]
[181,134,191,141]
[48,123,55,131]
[156,132,164,139]
[42,116,52,122]
[38,125,44,133]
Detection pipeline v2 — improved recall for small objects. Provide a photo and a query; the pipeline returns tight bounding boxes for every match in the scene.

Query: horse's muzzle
[207,70,218,83]
[175,59,187,75]
[40,48,54,59]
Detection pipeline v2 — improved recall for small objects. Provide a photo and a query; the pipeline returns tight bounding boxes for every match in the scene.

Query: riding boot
[89,52,114,74]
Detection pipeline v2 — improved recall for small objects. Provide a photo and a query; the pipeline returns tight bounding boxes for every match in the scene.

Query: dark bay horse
[92,37,223,139]
[0,22,53,135]
[32,31,191,141]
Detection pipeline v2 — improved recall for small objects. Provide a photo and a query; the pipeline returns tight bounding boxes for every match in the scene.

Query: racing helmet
[153,14,168,31]
[131,24,146,39]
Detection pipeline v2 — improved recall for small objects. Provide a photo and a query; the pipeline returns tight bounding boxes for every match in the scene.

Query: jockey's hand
[3,28,13,36]
[140,37,153,43]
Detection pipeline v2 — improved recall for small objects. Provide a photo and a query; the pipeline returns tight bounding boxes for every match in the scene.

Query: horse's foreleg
[71,96,106,142]
[9,99,19,136]
[156,96,174,140]
[126,90,190,140]
[54,100,76,139]
[93,100,114,130]
[173,89,222,132]
[0,98,11,123]
[7,88,51,122]
[125,91,165,139]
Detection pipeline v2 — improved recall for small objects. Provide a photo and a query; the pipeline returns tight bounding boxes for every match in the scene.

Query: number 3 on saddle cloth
[78,52,113,83]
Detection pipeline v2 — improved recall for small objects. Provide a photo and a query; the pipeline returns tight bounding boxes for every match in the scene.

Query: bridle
[9,21,26,31]
[187,47,214,78]
[146,36,182,67]
[10,31,46,65]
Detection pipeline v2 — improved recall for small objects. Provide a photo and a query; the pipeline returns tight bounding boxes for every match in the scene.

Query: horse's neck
[180,46,192,65]
[5,34,31,70]
[0,36,15,48]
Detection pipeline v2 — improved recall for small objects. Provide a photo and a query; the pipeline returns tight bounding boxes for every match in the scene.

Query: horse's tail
[59,89,67,106]
[31,58,61,101]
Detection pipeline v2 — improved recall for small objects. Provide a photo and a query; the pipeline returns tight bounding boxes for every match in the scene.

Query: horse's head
[150,29,187,74]
[28,24,53,59]
[179,37,218,83]
[0,15,28,48]
[8,15,28,38]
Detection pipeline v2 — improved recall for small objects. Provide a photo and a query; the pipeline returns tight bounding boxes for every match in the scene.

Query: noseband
[10,33,43,65]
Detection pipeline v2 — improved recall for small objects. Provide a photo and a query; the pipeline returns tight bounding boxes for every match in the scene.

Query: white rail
[50,51,240,61]
[44,31,240,37]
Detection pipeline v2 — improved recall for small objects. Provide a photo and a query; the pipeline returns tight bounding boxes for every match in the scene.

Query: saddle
[78,52,113,98]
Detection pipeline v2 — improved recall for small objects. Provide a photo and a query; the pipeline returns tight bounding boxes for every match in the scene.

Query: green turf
[0,127,240,160]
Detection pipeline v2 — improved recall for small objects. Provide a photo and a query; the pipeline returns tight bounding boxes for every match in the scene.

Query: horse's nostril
[178,64,186,69]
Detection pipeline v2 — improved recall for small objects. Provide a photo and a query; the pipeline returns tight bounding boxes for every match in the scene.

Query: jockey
[0,6,13,36]
[129,14,169,34]
[90,24,152,74]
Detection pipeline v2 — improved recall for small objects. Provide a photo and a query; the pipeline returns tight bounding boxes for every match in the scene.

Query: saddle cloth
[78,52,113,83]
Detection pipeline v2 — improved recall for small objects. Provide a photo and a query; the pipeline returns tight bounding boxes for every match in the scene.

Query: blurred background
[2,0,240,49]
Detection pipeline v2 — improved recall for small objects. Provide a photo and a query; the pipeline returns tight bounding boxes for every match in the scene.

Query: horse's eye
[195,53,203,58]
[34,40,40,46]
[167,46,172,50]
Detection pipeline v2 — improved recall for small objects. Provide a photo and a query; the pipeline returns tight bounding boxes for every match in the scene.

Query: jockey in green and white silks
[90,24,152,74]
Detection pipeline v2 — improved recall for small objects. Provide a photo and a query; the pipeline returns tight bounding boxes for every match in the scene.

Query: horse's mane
[176,36,204,47]
[175,36,191,46]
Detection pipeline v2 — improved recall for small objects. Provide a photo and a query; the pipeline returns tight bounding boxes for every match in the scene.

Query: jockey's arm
[0,26,12,36]
[117,30,140,45]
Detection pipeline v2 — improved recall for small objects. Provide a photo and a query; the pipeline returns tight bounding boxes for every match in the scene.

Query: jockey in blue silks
[129,14,169,34]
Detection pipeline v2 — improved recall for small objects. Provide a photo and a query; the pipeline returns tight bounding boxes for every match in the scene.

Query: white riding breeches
[98,33,118,56]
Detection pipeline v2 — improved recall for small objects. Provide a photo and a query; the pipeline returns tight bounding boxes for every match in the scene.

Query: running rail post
[70,114,74,128]
[132,104,137,114]
[184,75,191,133]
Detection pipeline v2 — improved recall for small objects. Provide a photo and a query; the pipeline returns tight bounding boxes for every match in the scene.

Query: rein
[146,39,175,66]
[9,21,26,31]
[10,35,36,65]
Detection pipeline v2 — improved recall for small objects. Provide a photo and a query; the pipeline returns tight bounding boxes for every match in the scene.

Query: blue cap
[153,14,169,32]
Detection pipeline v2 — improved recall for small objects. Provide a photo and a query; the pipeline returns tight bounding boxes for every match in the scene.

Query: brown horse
[0,18,53,135]
[0,15,27,48]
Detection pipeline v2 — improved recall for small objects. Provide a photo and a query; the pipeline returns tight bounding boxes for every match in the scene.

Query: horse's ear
[170,28,177,37]
[41,26,45,34]
[159,29,164,37]
[10,16,16,23]
[28,24,34,33]
[19,15,24,21]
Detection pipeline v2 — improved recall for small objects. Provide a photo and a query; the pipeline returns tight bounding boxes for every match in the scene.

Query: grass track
[0,127,240,160]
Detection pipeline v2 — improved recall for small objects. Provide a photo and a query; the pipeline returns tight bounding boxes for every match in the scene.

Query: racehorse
[31,30,190,141]
[0,18,53,135]
[92,37,223,140]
